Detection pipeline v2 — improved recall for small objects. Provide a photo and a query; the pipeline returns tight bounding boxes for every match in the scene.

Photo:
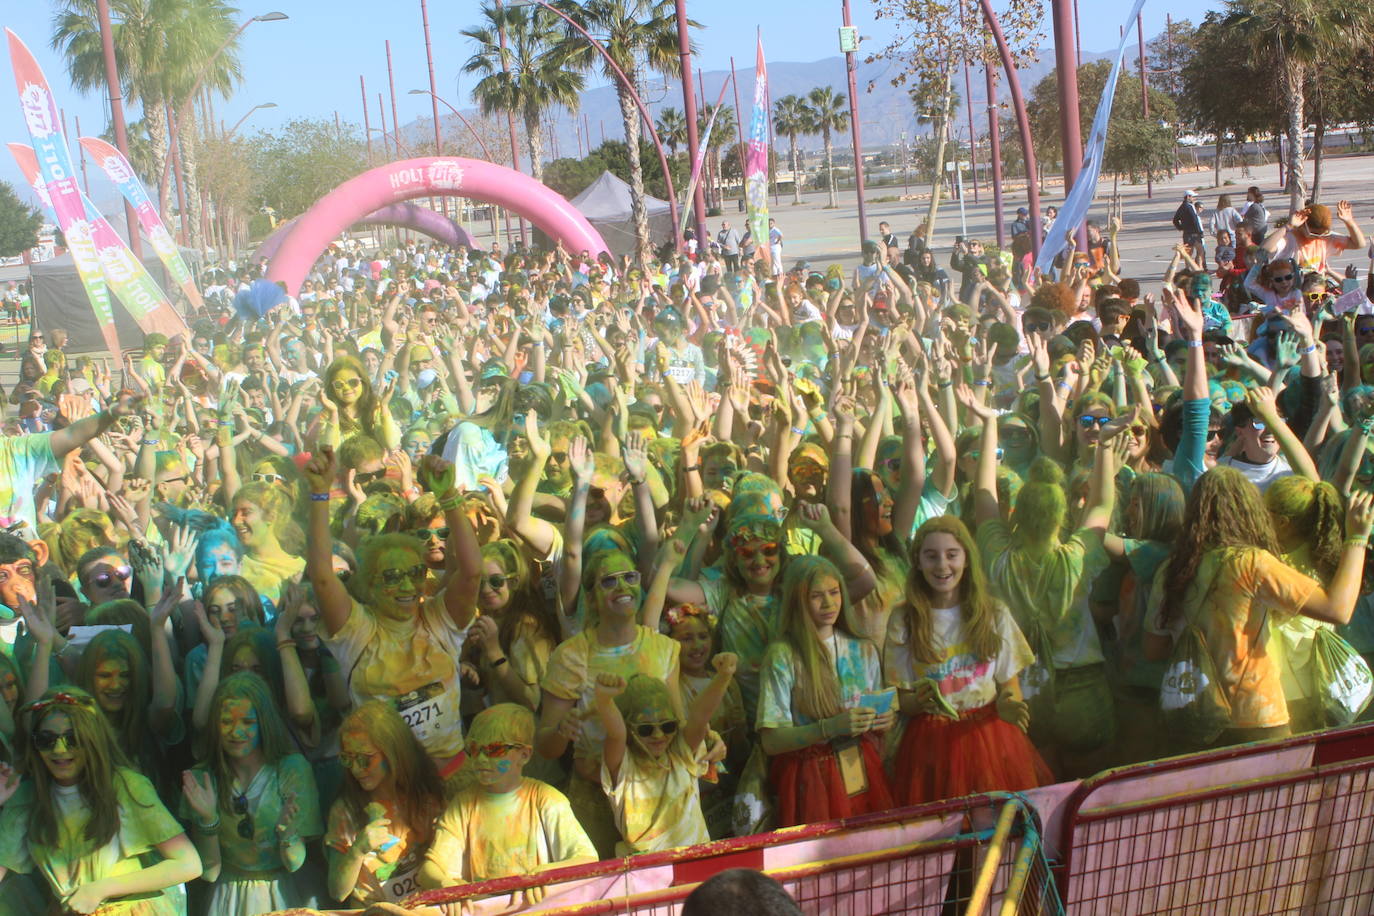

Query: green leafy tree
[1223,0,1374,211]
[1027,61,1177,185]
[802,87,846,208]
[247,119,368,220]
[773,94,808,204]
[556,0,692,260]
[1145,18,1196,103]
[462,3,585,183]
[0,181,43,259]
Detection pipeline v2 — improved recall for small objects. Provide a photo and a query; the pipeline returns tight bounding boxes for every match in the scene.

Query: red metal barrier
[401,793,1062,915]
[1056,723,1374,914]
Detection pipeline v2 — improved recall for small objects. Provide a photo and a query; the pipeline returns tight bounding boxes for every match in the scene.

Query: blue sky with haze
[1,0,1221,216]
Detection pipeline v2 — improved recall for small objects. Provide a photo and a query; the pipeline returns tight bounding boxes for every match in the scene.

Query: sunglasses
[331,377,363,392]
[1077,415,1113,429]
[1271,274,1295,283]
[880,457,902,471]
[93,565,133,588]
[378,564,427,586]
[354,469,387,486]
[735,542,780,561]
[598,570,642,590]
[233,793,254,839]
[1025,321,1052,333]
[1128,424,1148,437]
[409,526,450,541]
[465,741,527,759]
[589,486,606,501]
[251,472,285,485]
[1206,428,1222,442]
[1002,427,1033,441]
[1306,291,1328,302]
[633,720,679,739]
[481,574,509,591]
[969,448,1005,462]
[32,729,78,752]
[1250,419,1267,431]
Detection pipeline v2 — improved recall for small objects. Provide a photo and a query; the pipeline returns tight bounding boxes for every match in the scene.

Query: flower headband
[664,603,709,629]
[26,692,94,717]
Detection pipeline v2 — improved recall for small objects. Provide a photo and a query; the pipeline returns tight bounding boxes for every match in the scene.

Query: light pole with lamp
[225,101,276,139]
[508,0,680,248]
[839,0,868,245]
[409,88,504,241]
[161,12,288,203]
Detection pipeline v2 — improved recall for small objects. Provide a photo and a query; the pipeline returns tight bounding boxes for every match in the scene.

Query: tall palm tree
[557,0,689,261]
[803,86,847,208]
[53,0,241,246]
[656,106,687,156]
[772,94,808,204]
[1224,0,1374,210]
[463,3,585,183]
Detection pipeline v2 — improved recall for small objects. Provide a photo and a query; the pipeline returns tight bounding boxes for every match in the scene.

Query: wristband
[1186,339,1204,348]
[310,492,331,502]
[277,639,297,651]
[939,380,954,389]
[683,464,701,472]
[141,438,160,446]
[1347,536,1369,548]
[628,476,646,486]
[194,818,221,835]
[790,426,807,436]
[1301,343,1317,354]
[1034,373,1050,382]
[974,379,991,387]
[491,656,508,668]
[437,494,463,512]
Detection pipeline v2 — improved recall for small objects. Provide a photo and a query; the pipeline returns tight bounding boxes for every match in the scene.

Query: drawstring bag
[1160,620,1232,746]
[1313,628,1374,727]
[730,744,775,838]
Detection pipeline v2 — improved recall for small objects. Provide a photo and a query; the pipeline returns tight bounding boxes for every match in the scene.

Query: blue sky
[2,0,1222,215]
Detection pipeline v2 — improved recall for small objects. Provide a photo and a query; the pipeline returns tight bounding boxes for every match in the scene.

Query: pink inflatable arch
[253,203,477,263]
[266,157,608,296]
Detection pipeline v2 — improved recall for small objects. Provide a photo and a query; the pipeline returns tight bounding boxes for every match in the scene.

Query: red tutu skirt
[769,733,895,827]
[895,703,1053,806]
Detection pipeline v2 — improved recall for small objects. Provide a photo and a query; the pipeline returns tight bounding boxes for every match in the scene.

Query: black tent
[30,250,197,354]
[570,171,673,258]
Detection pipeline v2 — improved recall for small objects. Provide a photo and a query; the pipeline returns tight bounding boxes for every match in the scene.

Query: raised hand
[150,577,185,630]
[181,769,218,822]
[569,435,595,485]
[711,652,739,678]
[302,446,336,493]
[594,672,627,700]
[622,431,649,483]
[417,454,456,499]
[795,501,834,532]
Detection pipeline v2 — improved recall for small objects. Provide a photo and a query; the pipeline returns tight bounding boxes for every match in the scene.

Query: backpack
[1242,202,1269,238]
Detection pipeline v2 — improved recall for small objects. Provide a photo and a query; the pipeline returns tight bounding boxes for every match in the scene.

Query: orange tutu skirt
[895,703,1053,806]
[769,733,895,827]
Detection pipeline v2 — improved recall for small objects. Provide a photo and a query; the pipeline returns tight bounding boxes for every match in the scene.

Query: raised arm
[796,502,875,603]
[684,653,737,752]
[302,447,354,636]
[505,410,558,557]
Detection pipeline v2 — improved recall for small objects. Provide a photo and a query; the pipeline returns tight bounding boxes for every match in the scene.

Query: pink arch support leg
[266,158,608,295]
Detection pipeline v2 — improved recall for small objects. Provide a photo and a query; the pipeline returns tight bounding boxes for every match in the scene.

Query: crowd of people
[0,184,1371,915]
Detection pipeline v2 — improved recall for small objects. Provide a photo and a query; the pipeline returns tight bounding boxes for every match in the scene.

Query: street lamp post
[94,0,142,257]
[674,0,707,246]
[160,12,288,210]
[409,88,503,240]
[840,0,869,244]
[226,102,277,138]
[1051,0,1085,251]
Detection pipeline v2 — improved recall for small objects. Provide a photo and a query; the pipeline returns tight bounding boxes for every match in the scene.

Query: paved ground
[11,152,1374,390]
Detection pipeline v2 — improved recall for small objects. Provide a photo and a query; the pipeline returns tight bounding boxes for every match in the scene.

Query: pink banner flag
[5,29,120,358]
[745,35,771,268]
[80,136,204,311]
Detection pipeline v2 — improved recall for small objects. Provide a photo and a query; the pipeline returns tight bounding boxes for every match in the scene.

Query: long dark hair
[850,469,906,579]
[324,354,384,440]
[336,701,442,848]
[21,688,135,850]
[75,629,149,760]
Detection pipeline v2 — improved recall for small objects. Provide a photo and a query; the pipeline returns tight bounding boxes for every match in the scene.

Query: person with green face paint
[181,672,322,914]
[594,654,737,855]
[420,704,596,896]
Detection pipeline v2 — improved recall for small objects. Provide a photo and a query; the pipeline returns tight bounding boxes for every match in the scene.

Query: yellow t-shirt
[602,744,709,855]
[423,778,595,885]
[541,627,680,767]
[324,596,468,759]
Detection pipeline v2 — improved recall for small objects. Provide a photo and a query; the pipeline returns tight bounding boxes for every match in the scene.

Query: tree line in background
[13,0,1374,263]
